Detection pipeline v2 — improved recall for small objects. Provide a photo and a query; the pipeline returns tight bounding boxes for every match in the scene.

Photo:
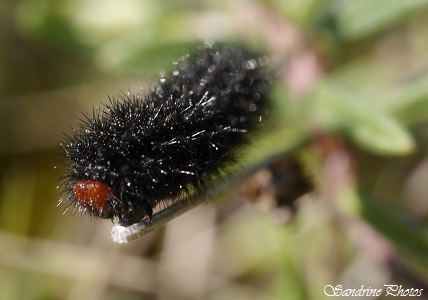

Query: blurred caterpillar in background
[58,42,272,226]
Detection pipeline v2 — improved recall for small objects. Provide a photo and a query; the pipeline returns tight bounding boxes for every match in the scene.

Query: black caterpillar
[59,42,272,226]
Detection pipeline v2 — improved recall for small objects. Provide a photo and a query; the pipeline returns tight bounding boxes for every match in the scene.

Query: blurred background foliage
[1,0,428,299]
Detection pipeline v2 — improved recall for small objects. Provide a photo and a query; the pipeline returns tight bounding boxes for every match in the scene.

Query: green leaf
[310,82,415,155]
[377,76,428,126]
[334,0,428,40]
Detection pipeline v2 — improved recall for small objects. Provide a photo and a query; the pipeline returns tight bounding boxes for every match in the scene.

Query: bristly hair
[58,41,272,226]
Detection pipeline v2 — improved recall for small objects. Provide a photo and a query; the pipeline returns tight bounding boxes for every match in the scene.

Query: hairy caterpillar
[59,42,272,226]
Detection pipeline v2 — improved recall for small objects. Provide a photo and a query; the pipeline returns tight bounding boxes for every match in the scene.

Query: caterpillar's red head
[73,180,117,218]
[67,178,151,226]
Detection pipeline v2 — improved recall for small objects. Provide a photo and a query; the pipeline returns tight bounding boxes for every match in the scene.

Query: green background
[1,0,428,299]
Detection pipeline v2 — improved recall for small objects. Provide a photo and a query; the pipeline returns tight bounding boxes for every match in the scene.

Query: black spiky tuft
[59,42,272,226]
